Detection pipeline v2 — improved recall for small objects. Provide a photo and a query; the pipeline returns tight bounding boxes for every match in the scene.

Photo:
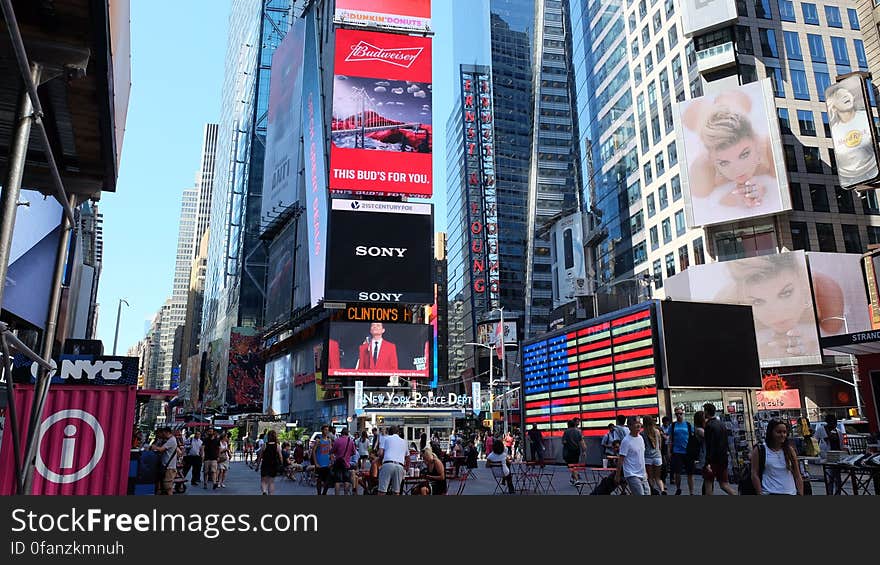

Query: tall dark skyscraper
[446,0,581,379]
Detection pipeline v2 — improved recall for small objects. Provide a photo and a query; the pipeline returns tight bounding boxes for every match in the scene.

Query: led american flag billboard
[523,304,659,438]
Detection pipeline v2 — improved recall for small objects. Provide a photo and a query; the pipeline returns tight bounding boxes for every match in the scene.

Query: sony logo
[355,246,407,258]
[358,292,403,302]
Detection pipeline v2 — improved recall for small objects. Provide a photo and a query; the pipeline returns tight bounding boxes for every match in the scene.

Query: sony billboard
[325,199,433,304]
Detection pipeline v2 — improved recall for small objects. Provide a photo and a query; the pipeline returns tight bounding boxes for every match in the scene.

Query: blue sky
[95,0,230,353]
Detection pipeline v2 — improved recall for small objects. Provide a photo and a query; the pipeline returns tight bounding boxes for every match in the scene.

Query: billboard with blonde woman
[664,251,822,367]
[675,79,791,227]
[825,73,880,189]
[805,252,871,338]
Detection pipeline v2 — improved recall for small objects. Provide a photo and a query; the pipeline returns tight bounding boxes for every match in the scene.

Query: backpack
[738,444,766,495]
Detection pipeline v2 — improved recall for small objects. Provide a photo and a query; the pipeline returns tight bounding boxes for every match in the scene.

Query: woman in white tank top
[750,419,803,495]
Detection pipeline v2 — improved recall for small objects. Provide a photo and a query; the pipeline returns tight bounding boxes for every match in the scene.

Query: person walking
[200,428,221,490]
[527,423,545,465]
[617,416,650,495]
[356,430,371,466]
[330,428,357,495]
[641,416,666,494]
[562,418,587,484]
[260,430,283,495]
[377,426,408,495]
[217,432,231,488]
[749,419,803,495]
[253,432,266,471]
[182,431,203,486]
[312,425,333,495]
[667,407,696,495]
[702,403,736,495]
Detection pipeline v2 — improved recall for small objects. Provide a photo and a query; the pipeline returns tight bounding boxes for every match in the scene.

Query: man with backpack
[667,407,696,495]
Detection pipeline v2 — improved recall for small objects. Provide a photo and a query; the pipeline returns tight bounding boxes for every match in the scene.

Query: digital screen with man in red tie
[328,321,431,378]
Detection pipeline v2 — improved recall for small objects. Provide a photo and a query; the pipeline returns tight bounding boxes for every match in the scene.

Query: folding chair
[448,473,470,496]
[568,464,590,494]
[487,464,507,495]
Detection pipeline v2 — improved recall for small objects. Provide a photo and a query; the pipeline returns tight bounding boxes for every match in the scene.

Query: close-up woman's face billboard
[675,79,791,227]
[806,252,871,338]
[824,74,880,189]
[665,251,822,367]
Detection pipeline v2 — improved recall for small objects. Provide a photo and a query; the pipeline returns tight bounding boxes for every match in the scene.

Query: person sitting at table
[414,447,447,495]
[360,453,381,495]
[486,439,516,494]
[461,439,479,477]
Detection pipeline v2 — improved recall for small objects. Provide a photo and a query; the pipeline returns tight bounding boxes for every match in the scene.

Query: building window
[865,190,880,215]
[802,3,819,25]
[643,161,653,184]
[855,39,868,69]
[807,34,826,62]
[668,142,678,166]
[639,0,647,18]
[836,185,855,213]
[810,183,830,211]
[736,0,748,16]
[656,39,666,61]
[791,69,810,100]
[778,108,791,134]
[678,245,690,271]
[783,31,802,60]
[665,253,676,277]
[627,180,642,206]
[655,152,665,176]
[628,12,636,33]
[640,125,649,153]
[759,28,779,58]
[816,223,837,251]
[689,77,703,98]
[831,36,850,67]
[842,225,862,253]
[652,115,662,143]
[660,69,669,96]
[790,183,804,210]
[804,146,823,173]
[662,218,672,243]
[714,225,778,260]
[647,193,656,217]
[686,41,697,67]
[668,24,678,47]
[825,5,842,28]
[653,10,663,33]
[631,210,644,234]
[848,7,860,30]
[754,0,771,17]
[645,51,654,74]
[736,26,754,55]
[659,183,669,209]
[790,221,810,250]
[674,210,686,236]
[783,144,798,171]
[693,237,705,265]
[815,72,831,101]
[650,226,659,250]
[821,111,831,137]
[741,63,758,84]
[868,225,880,245]
[632,38,640,57]
[672,55,682,82]
[653,259,663,289]
[797,109,816,136]
[642,25,651,47]
[671,174,682,201]
[778,0,795,21]
[633,241,648,266]
[767,66,785,97]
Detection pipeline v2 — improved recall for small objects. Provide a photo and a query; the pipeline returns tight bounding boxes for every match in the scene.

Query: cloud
[374,86,387,93]
[422,105,430,110]
[413,90,427,98]
[375,81,390,86]
[407,84,420,93]
[337,75,348,80]
[392,87,404,95]
[377,102,384,106]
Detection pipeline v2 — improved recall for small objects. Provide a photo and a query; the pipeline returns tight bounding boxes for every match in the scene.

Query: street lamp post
[112,298,129,356]
[465,341,496,432]
[823,315,862,418]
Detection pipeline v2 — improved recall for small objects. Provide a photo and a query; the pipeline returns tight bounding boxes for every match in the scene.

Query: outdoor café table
[402,476,426,495]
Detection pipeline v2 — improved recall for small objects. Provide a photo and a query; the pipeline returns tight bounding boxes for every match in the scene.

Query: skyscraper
[201,0,293,380]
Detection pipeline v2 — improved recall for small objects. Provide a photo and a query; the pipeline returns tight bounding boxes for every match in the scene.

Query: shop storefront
[356,390,479,448]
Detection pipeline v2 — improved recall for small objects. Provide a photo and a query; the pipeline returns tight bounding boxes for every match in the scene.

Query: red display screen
[523,306,659,438]
[330,29,432,198]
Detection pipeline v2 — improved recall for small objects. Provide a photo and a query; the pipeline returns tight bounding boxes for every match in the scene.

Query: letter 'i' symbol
[61,424,77,469]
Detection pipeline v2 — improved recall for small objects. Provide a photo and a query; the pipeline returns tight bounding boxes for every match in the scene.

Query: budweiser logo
[345,41,423,68]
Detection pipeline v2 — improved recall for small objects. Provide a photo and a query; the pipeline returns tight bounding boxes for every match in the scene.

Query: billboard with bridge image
[330,28,432,197]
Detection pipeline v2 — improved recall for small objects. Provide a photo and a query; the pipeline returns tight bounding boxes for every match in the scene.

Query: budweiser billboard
[330,29,432,198]
[334,0,432,33]
[0,385,137,495]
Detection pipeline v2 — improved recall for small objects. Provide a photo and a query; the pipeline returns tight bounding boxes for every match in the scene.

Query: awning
[820,330,880,356]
